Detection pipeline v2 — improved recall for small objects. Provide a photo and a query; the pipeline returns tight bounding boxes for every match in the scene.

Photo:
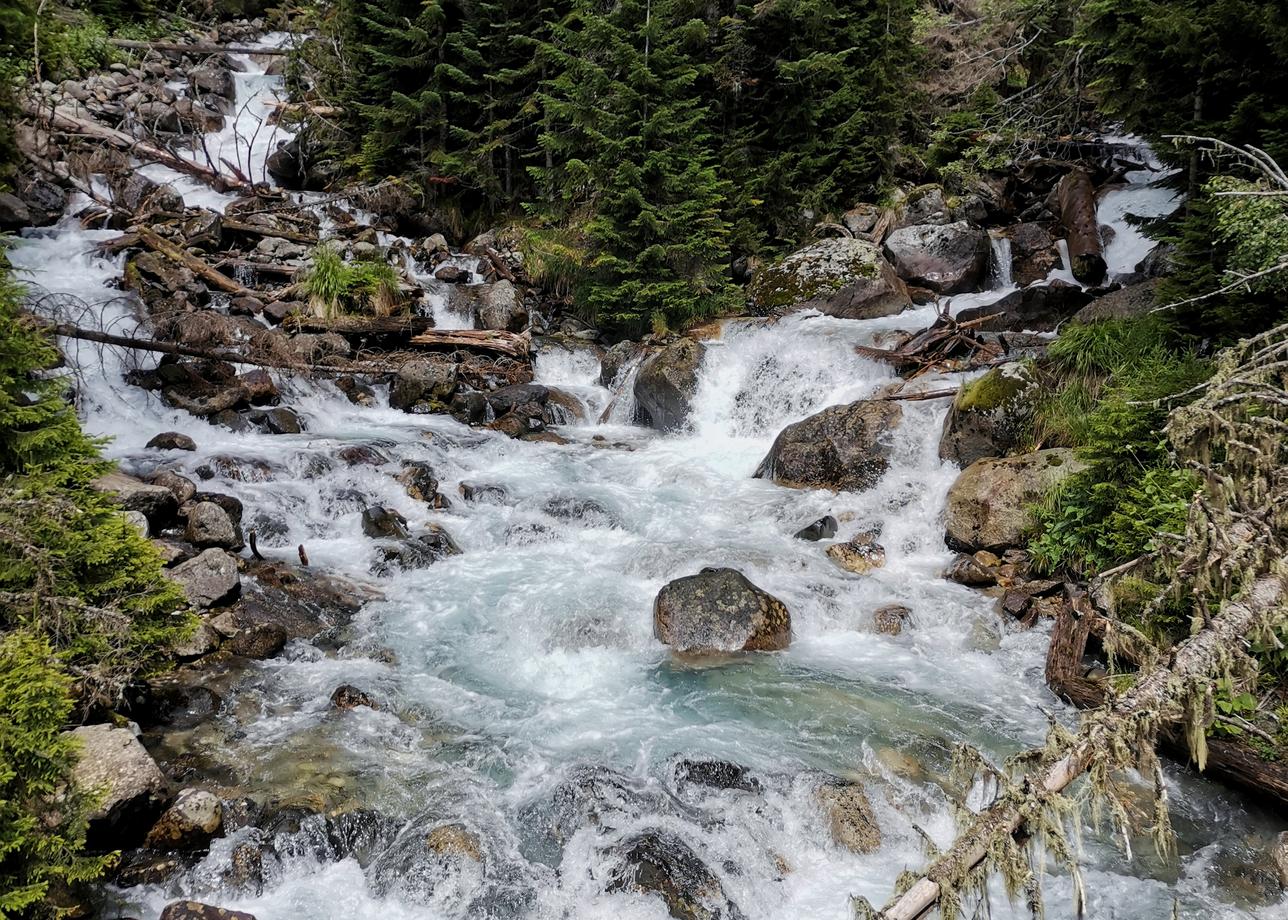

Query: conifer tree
[537,0,737,336]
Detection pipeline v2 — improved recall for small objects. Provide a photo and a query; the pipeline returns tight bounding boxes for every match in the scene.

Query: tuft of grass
[302,243,401,320]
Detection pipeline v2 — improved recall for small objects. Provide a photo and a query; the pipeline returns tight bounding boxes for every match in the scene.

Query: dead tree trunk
[134,227,256,297]
[1057,169,1107,286]
[108,39,290,56]
[409,328,530,357]
[22,98,250,194]
[880,572,1286,920]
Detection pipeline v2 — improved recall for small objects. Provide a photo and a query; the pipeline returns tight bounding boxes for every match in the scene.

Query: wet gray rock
[68,724,167,847]
[185,501,239,549]
[331,684,377,710]
[189,57,235,98]
[1071,279,1160,324]
[247,406,303,435]
[0,191,32,230]
[945,449,1086,552]
[390,357,458,413]
[673,760,761,794]
[145,788,223,851]
[458,482,508,503]
[793,515,838,541]
[653,567,791,653]
[883,221,990,294]
[191,492,243,528]
[172,623,221,659]
[754,400,902,492]
[170,548,241,608]
[94,470,179,527]
[160,901,256,920]
[361,505,410,539]
[147,431,197,451]
[605,830,746,920]
[226,622,287,659]
[336,375,376,406]
[1009,223,1060,286]
[123,510,151,538]
[237,369,280,406]
[956,280,1091,333]
[600,340,641,386]
[746,237,910,319]
[471,279,528,332]
[634,338,706,432]
[939,361,1040,467]
[371,525,462,575]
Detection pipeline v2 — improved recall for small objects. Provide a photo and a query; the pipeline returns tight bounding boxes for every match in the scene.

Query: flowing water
[9,54,1287,920]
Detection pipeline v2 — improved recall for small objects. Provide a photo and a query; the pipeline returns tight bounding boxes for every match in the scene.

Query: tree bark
[409,328,530,357]
[221,218,318,245]
[881,572,1286,920]
[134,227,255,296]
[108,38,290,56]
[1057,168,1106,286]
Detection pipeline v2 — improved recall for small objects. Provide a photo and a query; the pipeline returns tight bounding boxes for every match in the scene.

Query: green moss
[955,362,1034,413]
[748,239,881,311]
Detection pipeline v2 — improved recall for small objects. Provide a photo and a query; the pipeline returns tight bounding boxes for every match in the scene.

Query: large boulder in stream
[68,724,168,847]
[754,400,902,492]
[944,449,1086,552]
[746,237,910,319]
[389,357,458,413]
[956,281,1091,333]
[883,221,990,294]
[633,338,706,432]
[939,361,1040,467]
[170,548,241,609]
[605,830,746,920]
[653,567,791,653]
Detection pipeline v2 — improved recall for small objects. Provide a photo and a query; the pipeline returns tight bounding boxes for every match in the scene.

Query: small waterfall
[987,234,1013,290]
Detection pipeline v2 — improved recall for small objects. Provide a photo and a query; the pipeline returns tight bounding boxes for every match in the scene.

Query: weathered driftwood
[134,227,255,296]
[221,218,318,246]
[855,311,1003,377]
[22,98,250,193]
[1057,168,1107,285]
[283,314,437,344]
[410,328,529,357]
[108,38,290,56]
[41,320,402,377]
[1045,586,1288,810]
[880,572,1287,920]
[214,257,300,278]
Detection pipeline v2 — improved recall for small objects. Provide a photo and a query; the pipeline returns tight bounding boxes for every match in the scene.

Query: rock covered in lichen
[653,567,791,653]
[945,449,1086,552]
[746,237,910,319]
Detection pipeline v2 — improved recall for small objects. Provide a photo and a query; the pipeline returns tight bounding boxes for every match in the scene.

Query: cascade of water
[10,62,1281,920]
[988,234,1014,290]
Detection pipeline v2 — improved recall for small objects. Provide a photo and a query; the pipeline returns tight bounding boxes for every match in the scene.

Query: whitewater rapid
[8,45,1287,920]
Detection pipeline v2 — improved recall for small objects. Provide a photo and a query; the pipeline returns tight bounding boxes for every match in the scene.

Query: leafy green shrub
[302,244,400,320]
[0,631,112,920]
[1028,317,1210,576]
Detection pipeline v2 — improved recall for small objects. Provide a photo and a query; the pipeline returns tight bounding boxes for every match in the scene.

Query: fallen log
[22,98,249,194]
[213,257,300,279]
[283,314,437,345]
[40,320,403,377]
[221,218,318,246]
[263,101,343,117]
[134,227,255,297]
[410,328,530,358]
[880,572,1287,920]
[1045,587,1288,810]
[1057,168,1107,285]
[108,38,290,56]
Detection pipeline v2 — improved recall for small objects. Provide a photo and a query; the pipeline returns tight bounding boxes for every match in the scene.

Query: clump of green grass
[302,243,401,320]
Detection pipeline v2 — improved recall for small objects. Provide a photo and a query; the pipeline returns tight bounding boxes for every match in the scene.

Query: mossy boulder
[939,361,1040,466]
[746,238,910,319]
[944,449,1087,552]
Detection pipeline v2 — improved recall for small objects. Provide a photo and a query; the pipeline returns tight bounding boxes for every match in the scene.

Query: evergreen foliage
[0,631,111,920]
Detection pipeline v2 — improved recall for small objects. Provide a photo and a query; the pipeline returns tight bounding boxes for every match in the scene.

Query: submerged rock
[815,780,881,854]
[653,567,791,653]
[361,505,410,539]
[755,400,902,492]
[68,724,168,847]
[872,604,911,636]
[945,449,1086,552]
[793,515,838,541]
[746,237,910,319]
[673,759,761,794]
[371,525,463,575]
[605,830,746,920]
[330,684,378,710]
[634,338,706,432]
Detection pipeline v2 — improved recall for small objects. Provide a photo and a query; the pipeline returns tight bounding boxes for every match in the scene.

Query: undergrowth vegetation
[301,243,401,320]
